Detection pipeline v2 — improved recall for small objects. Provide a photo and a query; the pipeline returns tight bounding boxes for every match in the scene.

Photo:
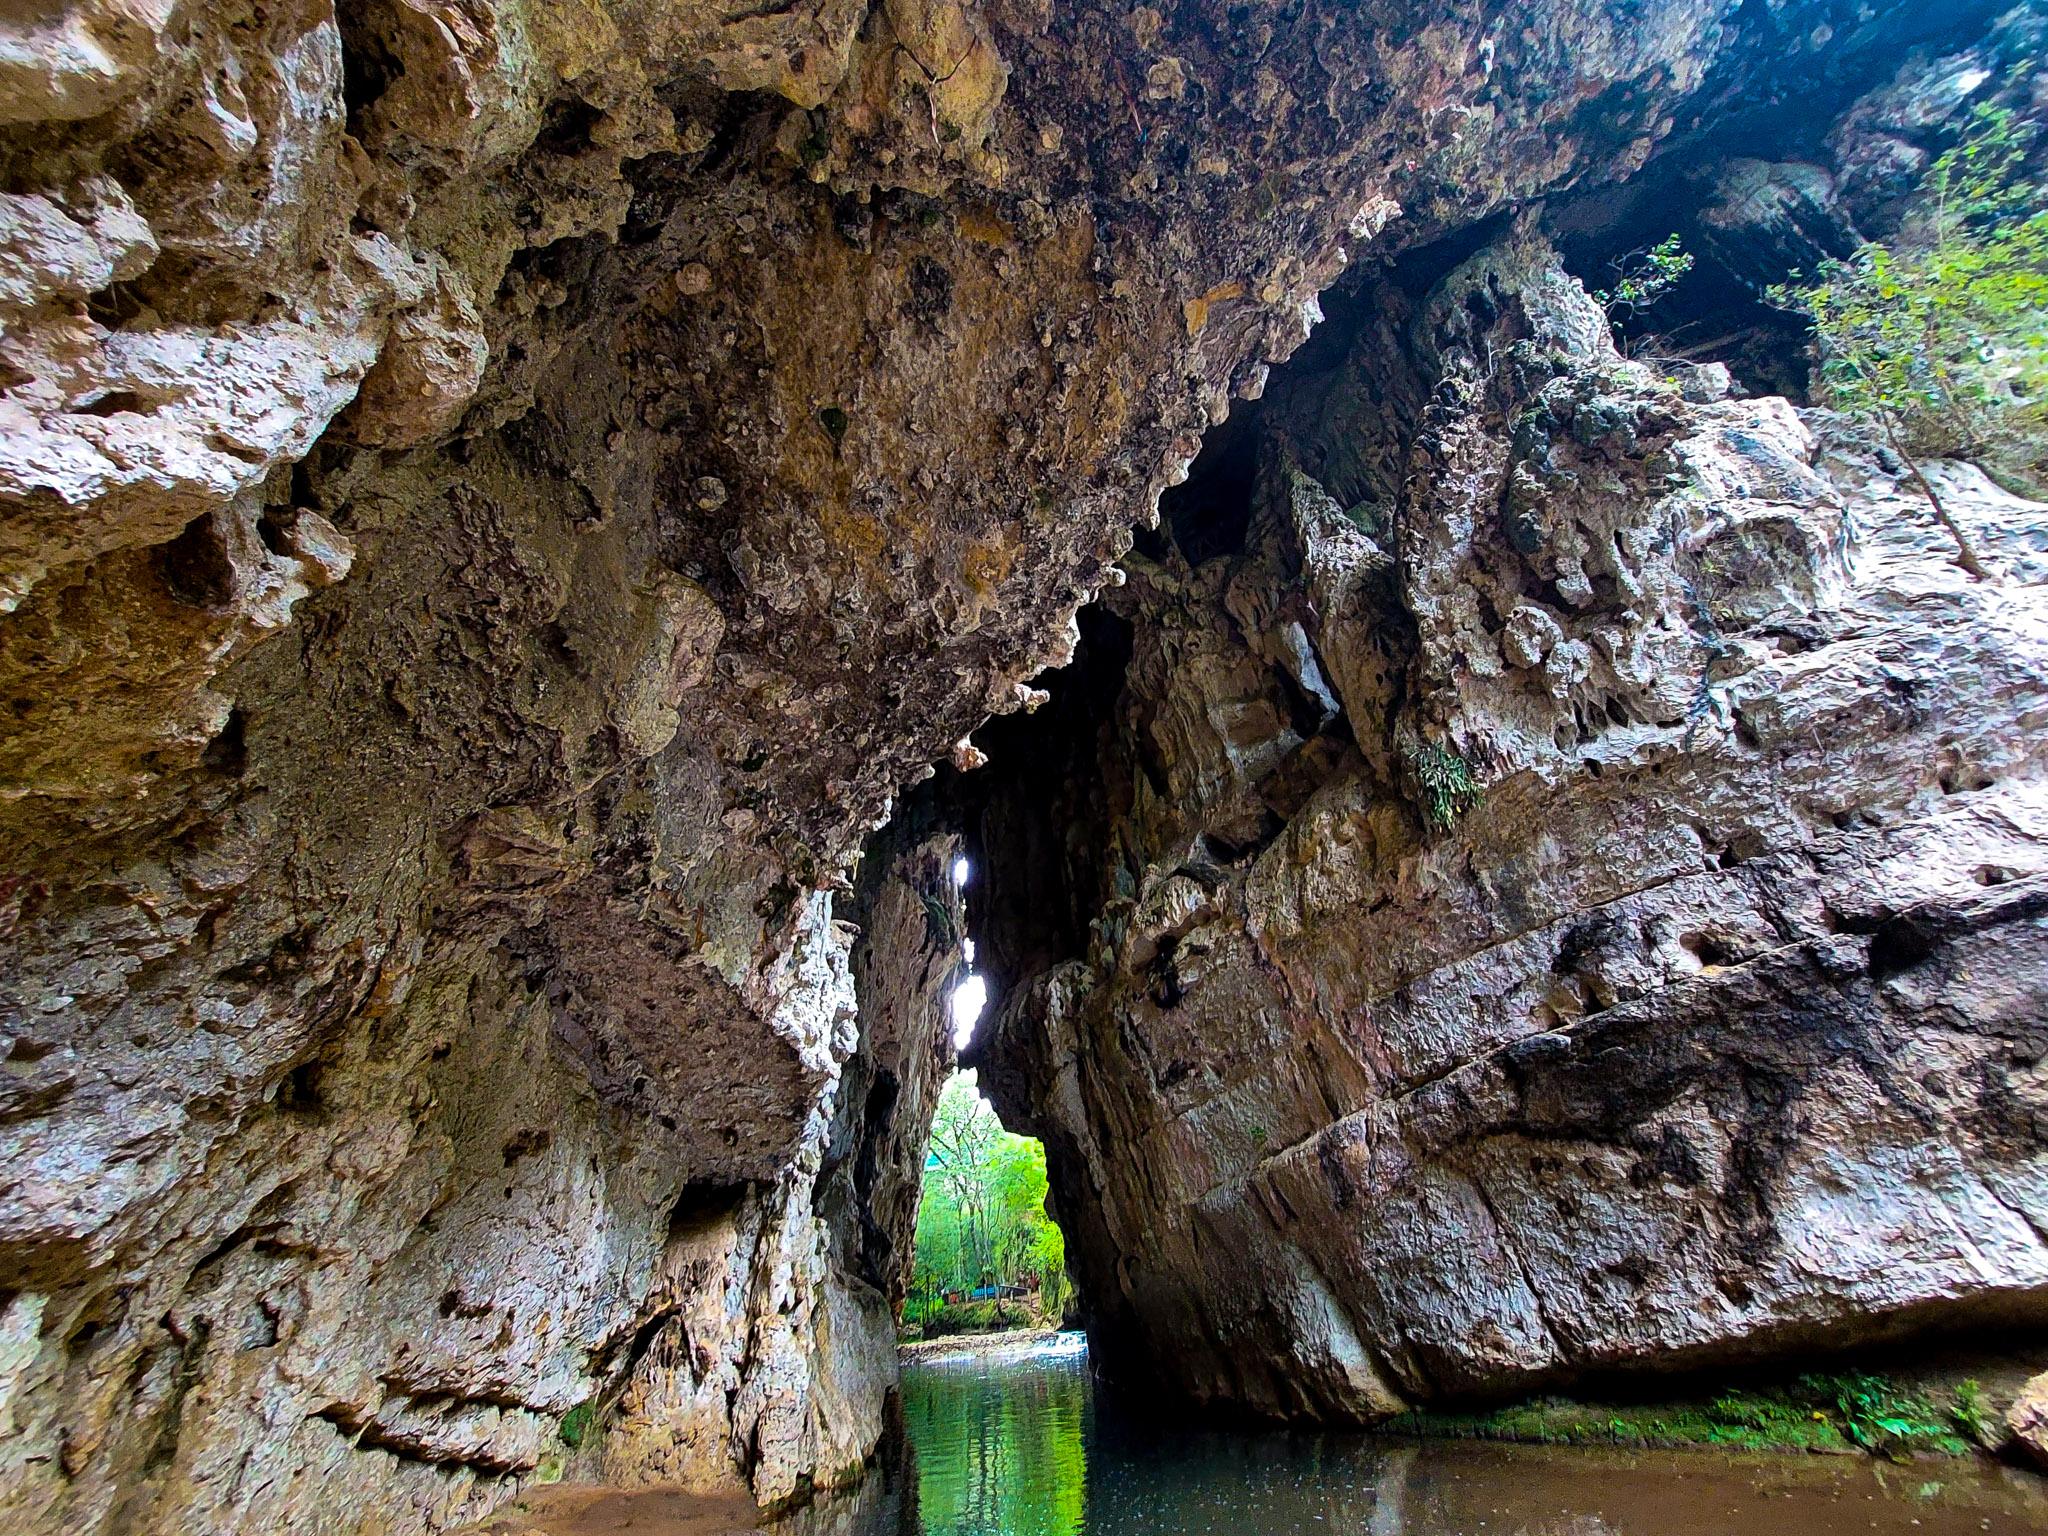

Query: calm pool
[837,1333,2048,1536]
[501,1335,2048,1536]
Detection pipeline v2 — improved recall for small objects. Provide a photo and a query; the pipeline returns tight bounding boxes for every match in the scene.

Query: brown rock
[2010,1372,2048,1470]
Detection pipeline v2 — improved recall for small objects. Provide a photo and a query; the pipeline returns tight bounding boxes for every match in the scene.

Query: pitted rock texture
[971,231,2048,1421]
[0,1,2039,1533]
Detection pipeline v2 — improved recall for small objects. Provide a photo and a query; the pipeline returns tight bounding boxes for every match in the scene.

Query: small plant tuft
[1951,1377,1992,1445]
[1411,742,1482,832]
[559,1402,595,1450]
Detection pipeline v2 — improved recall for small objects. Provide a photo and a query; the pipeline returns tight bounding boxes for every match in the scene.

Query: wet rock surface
[0,2,2042,1534]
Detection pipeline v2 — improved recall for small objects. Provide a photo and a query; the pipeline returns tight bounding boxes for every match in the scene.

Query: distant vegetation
[908,1073,1069,1333]
[1770,100,2048,570]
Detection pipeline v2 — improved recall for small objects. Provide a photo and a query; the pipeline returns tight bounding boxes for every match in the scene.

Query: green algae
[1383,1372,1977,1460]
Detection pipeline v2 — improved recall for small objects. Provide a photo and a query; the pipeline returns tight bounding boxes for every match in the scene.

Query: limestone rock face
[973,231,2048,1420]
[0,1,2038,1533]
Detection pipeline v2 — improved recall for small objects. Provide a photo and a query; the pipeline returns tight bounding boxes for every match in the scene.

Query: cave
[3,1,2048,1534]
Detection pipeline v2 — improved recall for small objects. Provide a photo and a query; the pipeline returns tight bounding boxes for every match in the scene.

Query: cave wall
[0,1,2037,1532]
[972,208,2048,1419]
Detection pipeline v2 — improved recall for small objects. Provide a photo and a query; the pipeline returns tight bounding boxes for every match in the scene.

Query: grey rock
[0,3,2037,1534]
[975,235,2048,1423]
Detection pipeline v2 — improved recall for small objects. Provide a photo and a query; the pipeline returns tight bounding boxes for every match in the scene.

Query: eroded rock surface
[0,1,2041,1532]
[974,228,2048,1419]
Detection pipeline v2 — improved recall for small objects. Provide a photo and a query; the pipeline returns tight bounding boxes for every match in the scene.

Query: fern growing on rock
[1409,741,1482,832]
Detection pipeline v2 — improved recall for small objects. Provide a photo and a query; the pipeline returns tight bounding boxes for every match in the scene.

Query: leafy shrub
[1769,100,2048,570]
[1594,233,1695,330]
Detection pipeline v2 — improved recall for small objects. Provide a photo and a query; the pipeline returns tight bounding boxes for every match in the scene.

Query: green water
[899,1337,1091,1536]
[874,1334,2048,1536]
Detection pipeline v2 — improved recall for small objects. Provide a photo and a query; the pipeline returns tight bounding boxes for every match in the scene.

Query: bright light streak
[950,974,987,1049]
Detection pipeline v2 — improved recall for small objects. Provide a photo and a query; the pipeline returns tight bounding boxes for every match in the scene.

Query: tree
[926,1073,1000,1289]
[908,1073,1069,1328]
[990,1128,1066,1312]
[1768,101,2048,577]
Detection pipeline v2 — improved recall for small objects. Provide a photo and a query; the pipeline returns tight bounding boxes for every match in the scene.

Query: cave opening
[903,1062,1071,1339]
[865,820,1074,1343]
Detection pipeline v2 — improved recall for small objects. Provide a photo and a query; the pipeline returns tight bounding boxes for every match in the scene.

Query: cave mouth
[888,848,1072,1339]
[904,1066,1071,1337]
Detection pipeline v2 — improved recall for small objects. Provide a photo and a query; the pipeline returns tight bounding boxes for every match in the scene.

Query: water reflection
[802,1333,2048,1536]
[899,1335,1089,1536]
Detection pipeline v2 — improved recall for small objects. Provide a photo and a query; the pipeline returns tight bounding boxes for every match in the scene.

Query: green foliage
[1952,1378,1992,1444]
[1805,1372,1973,1459]
[1768,101,2048,506]
[909,1073,1069,1331]
[1387,1372,1980,1460]
[1593,233,1694,325]
[558,1402,595,1450]
[1411,741,1481,832]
